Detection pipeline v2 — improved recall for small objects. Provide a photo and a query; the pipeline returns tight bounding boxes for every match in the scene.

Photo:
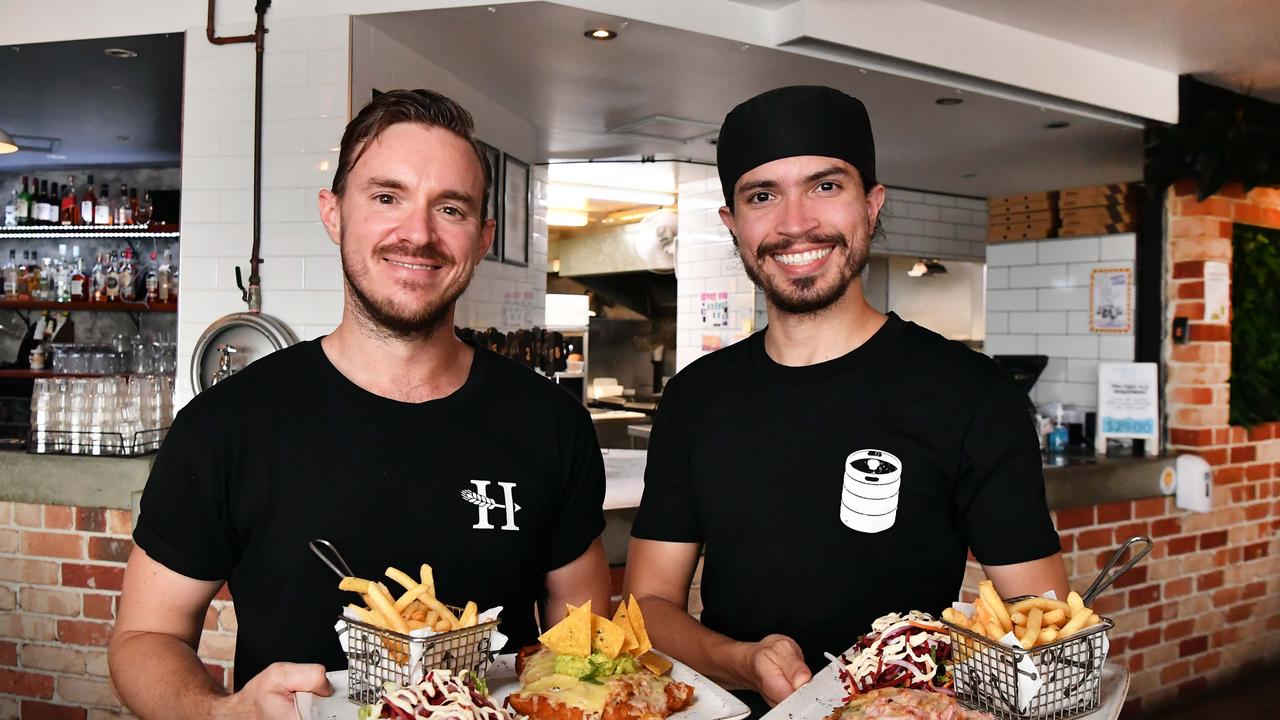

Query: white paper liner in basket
[949,591,1109,717]
[335,605,508,683]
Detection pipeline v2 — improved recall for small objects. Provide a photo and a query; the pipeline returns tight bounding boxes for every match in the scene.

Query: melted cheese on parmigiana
[519,649,674,718]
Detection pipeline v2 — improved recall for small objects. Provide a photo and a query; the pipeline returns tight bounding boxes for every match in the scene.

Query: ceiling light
[0,127,17,154]
[907,259,948,277]
[585,29,617,40]
[926,260,948,275]
[548,209,590,227]
[103,48,138,59]
[908,260,928,277]
[935,97,963,106]
[1044,121,1071,129]
[961,172,977,178]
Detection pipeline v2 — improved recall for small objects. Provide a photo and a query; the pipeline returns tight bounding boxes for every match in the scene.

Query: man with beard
[625,86,1068,714]
[109,90,610,720]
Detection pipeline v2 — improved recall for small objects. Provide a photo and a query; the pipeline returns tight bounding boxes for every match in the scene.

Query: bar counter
[0,447,1176,514]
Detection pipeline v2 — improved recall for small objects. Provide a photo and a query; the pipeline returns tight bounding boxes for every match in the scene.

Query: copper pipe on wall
[206,0,271,313]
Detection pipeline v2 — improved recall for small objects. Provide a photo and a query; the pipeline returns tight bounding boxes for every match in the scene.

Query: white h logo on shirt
[462,480,521,531]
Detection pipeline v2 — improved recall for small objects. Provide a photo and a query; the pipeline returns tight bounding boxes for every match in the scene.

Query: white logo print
[839,449,901,534]
[461,480,521,531]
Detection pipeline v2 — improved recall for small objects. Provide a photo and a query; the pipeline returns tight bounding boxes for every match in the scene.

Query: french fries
[948,582,1104,651]
[338,563,482,638]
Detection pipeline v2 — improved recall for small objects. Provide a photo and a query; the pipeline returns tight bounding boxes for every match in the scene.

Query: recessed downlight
[585,29,617,40]
[961,173,977,178]
[1044,121,1071,129]
[104,48,137,59]
[935,97,963,106]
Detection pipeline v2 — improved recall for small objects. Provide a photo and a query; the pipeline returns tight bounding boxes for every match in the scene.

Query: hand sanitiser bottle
[1048,406,1069,454]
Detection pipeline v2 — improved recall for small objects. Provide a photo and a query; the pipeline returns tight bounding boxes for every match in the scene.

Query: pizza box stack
[986,191,1059,243]
[1058,183,1138,237]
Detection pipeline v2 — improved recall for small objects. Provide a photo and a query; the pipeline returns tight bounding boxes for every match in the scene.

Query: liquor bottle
[81,175,97,225]
[2,250,16,298]
[60,180,75,225]
[91,253,106,302]
[119,248,135,301]
[17,177,32,225]
[21,251,37,298]
[34,181,48,225]
[145,251,159,302]
[70,246,87,301]
[116,184,132,225]
[105,252,121,301]
[94,183,111,225]
[39,257,54,300]
[129,188,140,225]
[3,190,15,227]
[158,249,173,303]
[134,190,151,226]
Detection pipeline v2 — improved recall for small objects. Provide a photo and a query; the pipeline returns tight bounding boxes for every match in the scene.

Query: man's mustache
[377,242,455,266]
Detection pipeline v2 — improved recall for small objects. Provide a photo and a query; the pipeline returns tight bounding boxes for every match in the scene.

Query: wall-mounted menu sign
[1089,267,1132,333]
[1095,362,1160,457]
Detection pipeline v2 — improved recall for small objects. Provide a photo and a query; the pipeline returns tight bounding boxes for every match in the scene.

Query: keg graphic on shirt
[839,449,902,533]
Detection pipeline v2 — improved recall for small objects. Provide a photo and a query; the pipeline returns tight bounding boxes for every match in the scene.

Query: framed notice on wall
[1090,267,1132,333]
[1095,362,1160,457]
[502,154,530,267]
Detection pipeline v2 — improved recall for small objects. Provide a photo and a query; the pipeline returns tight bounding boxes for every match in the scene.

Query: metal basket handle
[1082,535,1153,606]
[309,538,354,579]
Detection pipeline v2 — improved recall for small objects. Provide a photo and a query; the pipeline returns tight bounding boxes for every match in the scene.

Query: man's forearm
[633,595,751,690]
[109,631,230,720]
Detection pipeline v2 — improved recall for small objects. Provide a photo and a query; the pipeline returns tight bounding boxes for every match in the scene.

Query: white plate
[759,660,1128,720]
[297,653,751,720]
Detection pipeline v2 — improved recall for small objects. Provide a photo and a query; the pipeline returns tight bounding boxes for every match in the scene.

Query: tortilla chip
[611,603,641,654]
[539,600,592,657]
[627,595,652,656]
[637,650,673,676]
[591,615,626,659]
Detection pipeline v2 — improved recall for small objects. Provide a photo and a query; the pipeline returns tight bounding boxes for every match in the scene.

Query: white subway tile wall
[177,17,351,408]
[879,190,988,261]
[675,164,753,371]
[984,233,1136,410]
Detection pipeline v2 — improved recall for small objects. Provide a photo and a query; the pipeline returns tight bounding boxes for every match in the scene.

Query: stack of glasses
[49,333,177,375]
[29,376,173,456]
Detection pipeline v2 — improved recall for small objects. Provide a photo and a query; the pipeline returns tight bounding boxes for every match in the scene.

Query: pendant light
[0,127,18,154]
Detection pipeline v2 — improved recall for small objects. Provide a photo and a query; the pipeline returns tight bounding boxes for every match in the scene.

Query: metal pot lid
[190,312,299,394]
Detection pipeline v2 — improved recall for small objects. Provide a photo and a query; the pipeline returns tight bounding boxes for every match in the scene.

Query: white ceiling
[924,0,1280,103]
[361,2,1143,198]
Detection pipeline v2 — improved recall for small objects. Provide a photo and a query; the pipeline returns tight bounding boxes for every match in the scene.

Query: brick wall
[0,501,236,718]
[962,183,1280,717]
[985,233,1137,411]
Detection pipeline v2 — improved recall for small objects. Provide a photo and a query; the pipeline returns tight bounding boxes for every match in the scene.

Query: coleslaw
[360,669,523,720]
[831,611,955,698]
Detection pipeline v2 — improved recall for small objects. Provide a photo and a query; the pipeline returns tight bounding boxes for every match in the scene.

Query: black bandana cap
[716,85,876,210]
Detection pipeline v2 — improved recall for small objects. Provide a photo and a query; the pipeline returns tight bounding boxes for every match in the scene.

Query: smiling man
[109,90,610,720]
[625,86,1069,715]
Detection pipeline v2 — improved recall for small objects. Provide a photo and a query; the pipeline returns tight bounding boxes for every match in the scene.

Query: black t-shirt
[632,313,1059,676]
[135,340,605,687]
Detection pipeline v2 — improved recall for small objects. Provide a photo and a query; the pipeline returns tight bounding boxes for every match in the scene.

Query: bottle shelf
[0,224,179,239]
[0,370,116,380]
[0,299,177,313]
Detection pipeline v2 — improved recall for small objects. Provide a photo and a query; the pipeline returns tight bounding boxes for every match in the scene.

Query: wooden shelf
[0,370,113,380]
[0,299,177,313]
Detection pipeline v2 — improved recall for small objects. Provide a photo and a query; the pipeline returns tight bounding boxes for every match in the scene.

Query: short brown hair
[331,89,492,219]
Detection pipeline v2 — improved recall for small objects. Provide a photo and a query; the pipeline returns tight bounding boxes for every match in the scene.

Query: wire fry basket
[342,609,499,705]
[942,602,1112,720]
